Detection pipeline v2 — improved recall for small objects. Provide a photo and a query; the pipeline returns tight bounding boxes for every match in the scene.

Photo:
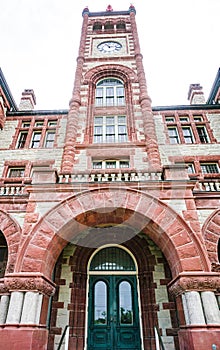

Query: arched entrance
[86,245,142,350]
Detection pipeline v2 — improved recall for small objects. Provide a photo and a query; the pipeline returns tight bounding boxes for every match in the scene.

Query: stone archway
[0,210,21,273]
[202,208,220,268]
[16,187,209,278]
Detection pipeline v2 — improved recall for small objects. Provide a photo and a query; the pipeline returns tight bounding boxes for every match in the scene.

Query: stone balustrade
[195,180,220,192]
[0,184,27,196]
[58,170,162,183]
[0,174,220,195]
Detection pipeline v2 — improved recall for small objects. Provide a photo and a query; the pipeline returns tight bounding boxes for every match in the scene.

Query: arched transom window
[95,79,125,107]
[90,246,136,272]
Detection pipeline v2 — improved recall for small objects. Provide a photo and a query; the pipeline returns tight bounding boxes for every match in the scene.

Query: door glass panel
[119,281,133,325]
[94,281,107,325]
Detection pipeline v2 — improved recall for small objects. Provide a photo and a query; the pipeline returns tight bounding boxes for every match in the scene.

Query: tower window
[93,22,102,31]
[15,118,58,149]
[116,21,126,30]
[94,116,127,143]
[92,160,130,170]
[182,127,194,143]
[8,167,25,178]
[168,127,179,144]
[95,79,125,107]
[165,116,175,123]
[200,163,219,174]
[196,126,209,143]
[179,116,189,122]
[17,131,28,148]
[31,132,41,148]
[187,163,195,174]
[45,131,56,148]
[104,21,114,30]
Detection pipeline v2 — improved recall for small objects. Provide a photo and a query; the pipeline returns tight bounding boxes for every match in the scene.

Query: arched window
[0,231,8,277]
[116,21,126,30]
[93,22,102,31]
[90,246,135,271]
[104,21,114,31]
[95,79,125,107]
[94,79,127,143]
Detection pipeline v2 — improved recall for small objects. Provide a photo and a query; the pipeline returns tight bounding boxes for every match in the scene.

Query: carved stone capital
[211,263,220,272]
[3,274,56,296]
[168,272,220,296]
[0,279,9,294]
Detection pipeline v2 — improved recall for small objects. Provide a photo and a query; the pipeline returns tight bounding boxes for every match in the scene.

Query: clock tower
[61,4,161,174]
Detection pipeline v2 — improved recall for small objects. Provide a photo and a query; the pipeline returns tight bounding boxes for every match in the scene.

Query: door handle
[110,316,115,323]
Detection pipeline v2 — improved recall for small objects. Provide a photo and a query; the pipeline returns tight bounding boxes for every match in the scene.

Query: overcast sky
[1,0,219,110]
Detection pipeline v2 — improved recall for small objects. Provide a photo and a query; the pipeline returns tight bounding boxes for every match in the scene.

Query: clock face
[97,41,122,54]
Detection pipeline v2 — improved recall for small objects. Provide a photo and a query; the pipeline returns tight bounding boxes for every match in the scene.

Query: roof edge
[0,68,18,111]
[207,68,220,104]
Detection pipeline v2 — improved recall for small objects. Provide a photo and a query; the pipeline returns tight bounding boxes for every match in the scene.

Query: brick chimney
[187,83,205,105]
[19,89,36,110]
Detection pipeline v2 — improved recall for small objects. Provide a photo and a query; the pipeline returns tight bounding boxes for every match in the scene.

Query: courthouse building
[0,5,220,350]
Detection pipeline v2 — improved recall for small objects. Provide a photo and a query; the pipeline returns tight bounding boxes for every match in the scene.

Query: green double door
[87,275,141,350]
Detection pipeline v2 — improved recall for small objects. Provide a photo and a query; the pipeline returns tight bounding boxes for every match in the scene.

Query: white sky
[1,0,219,110]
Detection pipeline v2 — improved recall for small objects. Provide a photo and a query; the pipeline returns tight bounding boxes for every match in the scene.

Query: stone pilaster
[129,11,161,170]
[6,291,24,324]
[183,291,206,325]
[20,291,43,324]
[201,291,220,324]
[0,295,10,324]
[61,11,89,173]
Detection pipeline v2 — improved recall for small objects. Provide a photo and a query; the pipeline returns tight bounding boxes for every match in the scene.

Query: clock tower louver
[0,5,220,350]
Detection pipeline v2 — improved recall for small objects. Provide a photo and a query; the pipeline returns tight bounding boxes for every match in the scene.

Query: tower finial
[106,4,113,12]
[129,4,136,14]
[82,6,89,16]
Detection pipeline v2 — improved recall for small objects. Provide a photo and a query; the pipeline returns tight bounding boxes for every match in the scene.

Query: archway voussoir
[181,257,203,271]
[45,204,73,232]
[124,191,142,211]
[177,242,200,260]
[136,196,154,216]
[171,230,191,247]
[22,257,45,273]
[154,206,177,230]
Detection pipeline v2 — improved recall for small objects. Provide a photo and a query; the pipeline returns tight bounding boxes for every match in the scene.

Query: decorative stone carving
[4,274,56,296]
[169,273,220,296]
[212,263,220,272]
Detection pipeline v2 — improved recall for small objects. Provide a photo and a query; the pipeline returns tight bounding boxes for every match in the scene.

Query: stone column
[20,292,43,324]
[61,9,89,173]
[129,9,161,170]
[184,291,206,325]
[0,295,10,324]
[6,291,24,324]
[201,291,220,324]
